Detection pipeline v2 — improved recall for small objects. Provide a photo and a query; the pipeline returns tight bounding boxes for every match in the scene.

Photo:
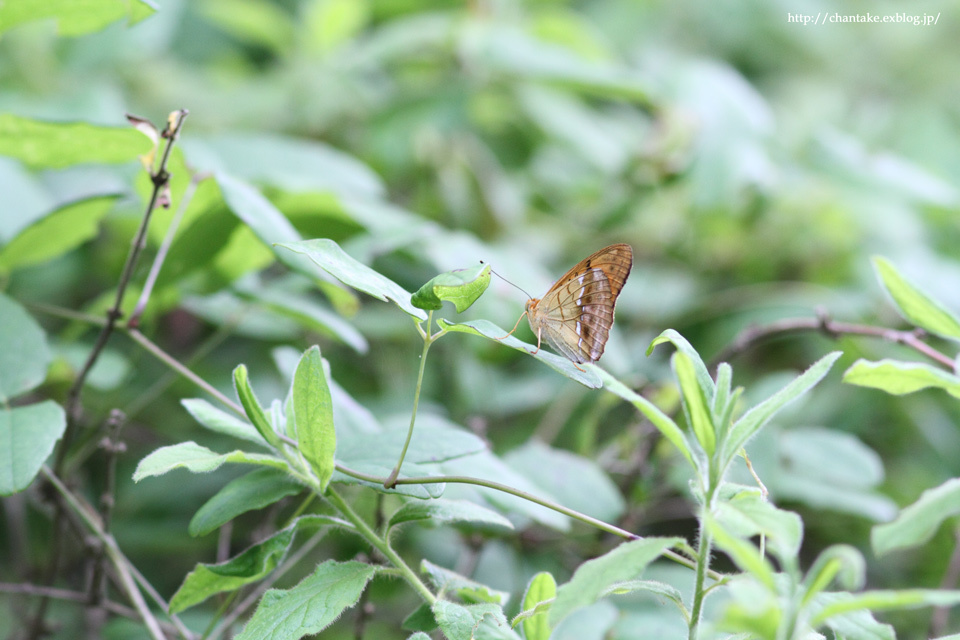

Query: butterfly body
[524,243,633,364]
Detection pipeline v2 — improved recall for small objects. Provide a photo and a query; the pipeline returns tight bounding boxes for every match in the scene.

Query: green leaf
[595,368,696,470]
[406,634,432,640]
[722,352,842,468]
[437,319,601,388]
[503,441,625,523]
[133,441,288,481]
[421,560,510,605]
[189,467,303,537]
[0,293,51,402]
[548,537,682,626]
[714,489,803,561]
[0,196,117,272]
[648,329,715,399]
[402,603,438,632]
[707,519,776,590]
[199,0,295,53]
[233,365,284,451]
[801,544,865,606]
[516,572,556,640]
[0,114,152,167]
[843,358,960,399]
[387,498,513,532]
[292,346,336,491]
[170,526,297,613]
[181,398,269,448]
[432,600,515,640]
[811,589,960,627]
[599,579,685,610]
[412,263,491,312]
[331,461,444,499]
[872,478,960,556]
[673,352,716,456]
[0,401,66,496]
[277,238,427,320]
[873,256,960,342]
[0,0,156,35]
[235,560,377,640]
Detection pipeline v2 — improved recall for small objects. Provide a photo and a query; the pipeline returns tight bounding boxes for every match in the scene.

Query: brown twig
[712,312,955,370]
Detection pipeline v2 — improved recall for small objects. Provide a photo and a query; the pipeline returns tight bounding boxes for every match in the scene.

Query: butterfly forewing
[526,243,633,364]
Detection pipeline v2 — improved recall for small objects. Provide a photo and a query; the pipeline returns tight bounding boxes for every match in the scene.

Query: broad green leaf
[595,368,695,469]
[811,589,960,627]
[432,600,515,640]
[872,478,960,556]
[0,196,117,272]
[292,346,335,491]
[0,0,156,35]
[714,490,803,560]
[338,418,486,469]
[437,319,601,388]
[673,352,716,456]
[707,519,776,590]
[549,537,682,626]
[0,401,66,496]
[599,579,685,611]
[170,526,297,613]
[818,598,894,640]
[181,398,269,448]
[133,441,288,481]
[722,352,841,467]
[648,329,715,400]
[0,114,152,167]
[402,604,437,633]
[184,133,383,198]
[421,560,510,605]
[843,358,960,399]
[278,238,427,320]
[801,544,865,606]
[718,575,781,638]
[0,158,53,242]
[0,293,51,402]
[306,0,369,53]
[550,599,619,640]
[387,498,513,531]
[873,256,960,342]
[411,263,491,313]
[189,467,303,537]
[504,441,625,523]
[236,560,377,640]
[406,634,432,640]
[516,572,556,640]
[234,365,284,451]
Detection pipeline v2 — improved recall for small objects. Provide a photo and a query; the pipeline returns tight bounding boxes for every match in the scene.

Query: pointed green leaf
[812,589,960,627]
[388,498,513,532]
[233,365,283,451]
[181,398,269,448]
[189,467,303,536]
[595,367,696,470]
[722,352,841,467]
[673,352,716,456]
[0,401,66,496]
[292,346,335,490]
[133,441,288,481]
[873,256,960,341]
[801,544,865,607]
[432,600,514,640]
[714,490,803,561]
[437,319,601,388]
[549,537,682,626]
[412,263,491,312]
[516,572,556,640]
[707,518,776,590]
[648,329,715,398]
[277,238,427,319]
[0,114,152,166]
[872,478,960,556]
[235,560,377,640]
[844,358,960,399]
[402,603,438,633]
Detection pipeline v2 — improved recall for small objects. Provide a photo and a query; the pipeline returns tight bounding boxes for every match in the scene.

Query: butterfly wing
[527,244,633,364]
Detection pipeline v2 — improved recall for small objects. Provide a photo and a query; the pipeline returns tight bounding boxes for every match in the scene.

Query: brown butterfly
[501,244,633,365]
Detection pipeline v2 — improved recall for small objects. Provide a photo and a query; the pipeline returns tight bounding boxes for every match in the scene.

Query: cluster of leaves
[3,2,960,640]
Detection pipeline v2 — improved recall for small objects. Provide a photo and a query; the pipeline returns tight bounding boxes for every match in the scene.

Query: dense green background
[2,1,959,638]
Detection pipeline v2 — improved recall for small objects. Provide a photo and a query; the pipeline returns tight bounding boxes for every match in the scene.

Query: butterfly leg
[492,311,527,341]
[529,326,541,356]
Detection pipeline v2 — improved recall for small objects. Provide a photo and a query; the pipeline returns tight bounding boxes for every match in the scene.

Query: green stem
[385,311,434,488]
[688,479,719,640]
[325,487,436,604]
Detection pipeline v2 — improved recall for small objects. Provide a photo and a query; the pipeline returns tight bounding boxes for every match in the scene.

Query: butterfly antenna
[483,262,534,299]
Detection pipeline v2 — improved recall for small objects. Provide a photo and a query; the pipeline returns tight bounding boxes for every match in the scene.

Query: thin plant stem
[385,311,435,488]
[688,513,713,640]
[325,487,436,604]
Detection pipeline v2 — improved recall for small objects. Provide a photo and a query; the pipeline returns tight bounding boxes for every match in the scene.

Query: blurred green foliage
[2,0,960,638]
